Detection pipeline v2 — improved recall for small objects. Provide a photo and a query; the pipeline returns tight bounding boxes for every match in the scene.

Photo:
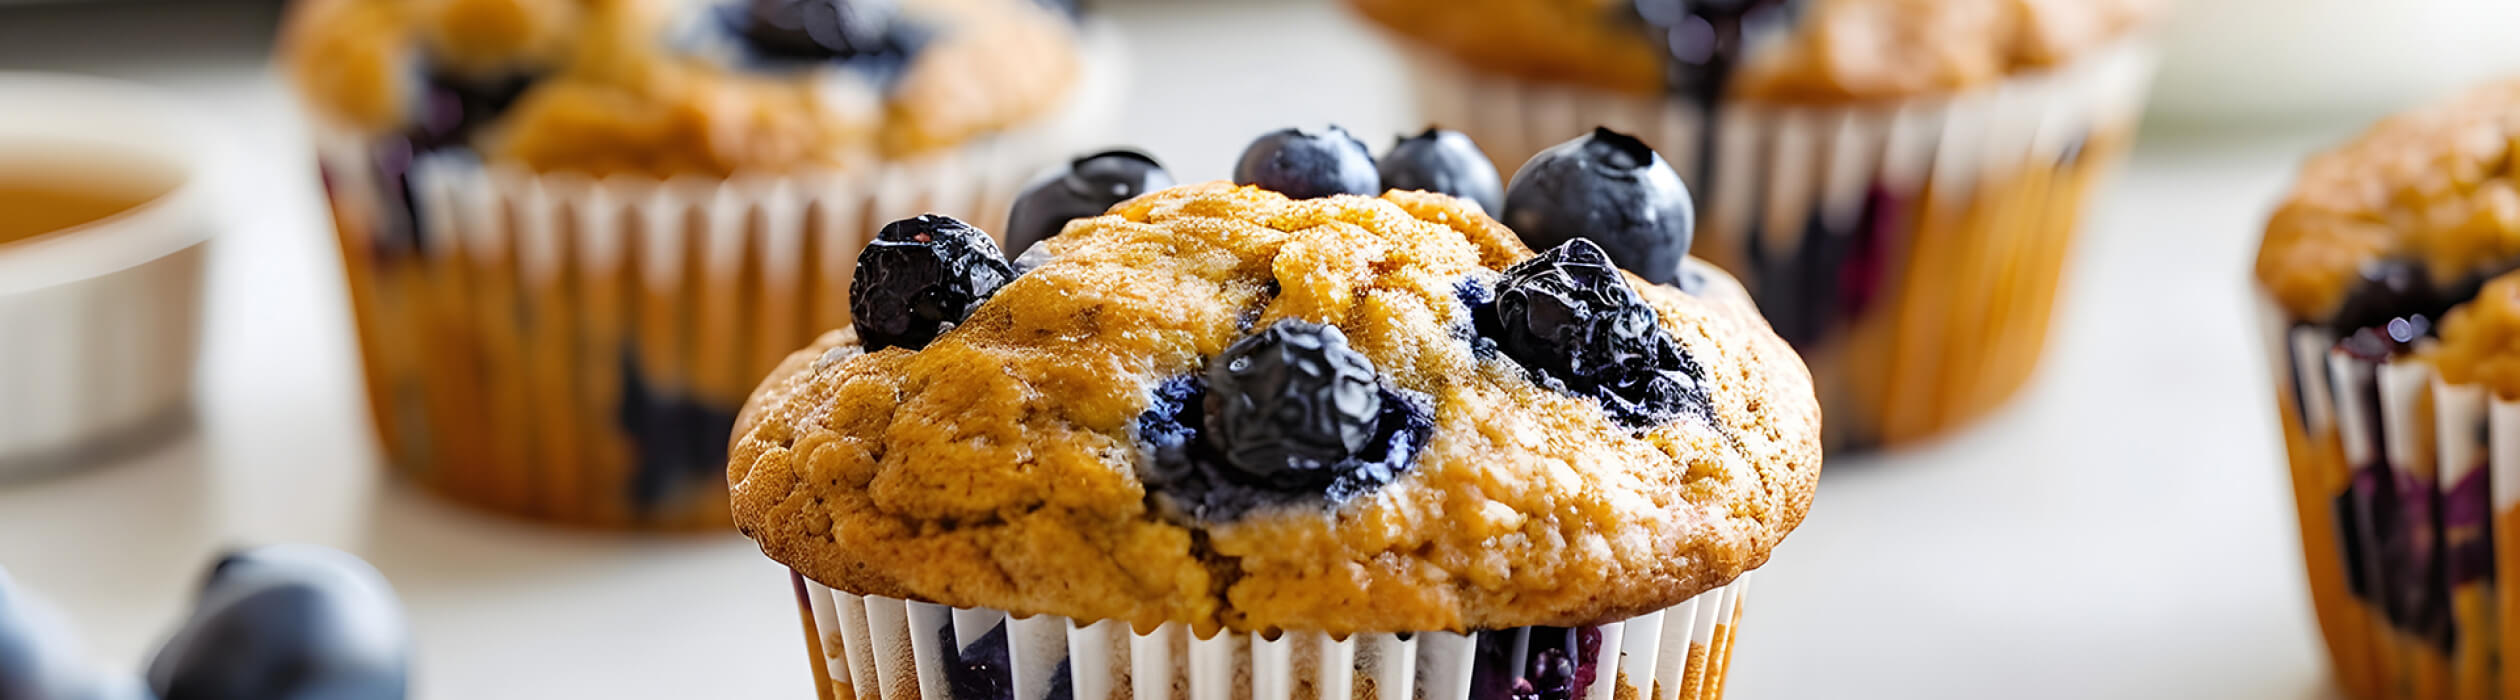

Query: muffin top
[2256,79,2520,392]
[728,182,1821,635]
[1349,0,2160,102]
[279,0,1081,177]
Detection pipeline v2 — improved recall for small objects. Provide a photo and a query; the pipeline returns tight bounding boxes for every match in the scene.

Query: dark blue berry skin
[851,215,1015,352]
[1467,626,1604,700]
[146,546,409,700]
[1481,240,1706,429]
[1379,128,1504,215]
[1135,376,1433,522]
[1630,0,1801,104]
[1233,126,1381,200]
[1003,150,1174,261]
[1499,128,1695,287]
[1205,322,1384,490]
[615,348,741,520]
[712,0,926,80]
[368,70,536,258]
[0,569,139,700]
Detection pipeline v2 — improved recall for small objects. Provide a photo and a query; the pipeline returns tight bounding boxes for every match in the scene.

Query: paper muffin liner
[787,572,1751,700]
[2265,308,2513,700]
[309,31,1122,529]
[1404,39,2159,450]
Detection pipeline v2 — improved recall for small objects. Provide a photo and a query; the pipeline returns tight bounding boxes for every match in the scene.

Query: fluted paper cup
[310,31,1122,529]
[788,572,1751,700]
[2266,311,2514,700]
[1406,39,2158,450]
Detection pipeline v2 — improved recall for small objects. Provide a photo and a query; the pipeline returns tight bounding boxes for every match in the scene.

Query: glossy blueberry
[1233,125,1380,200]
[727,0,901,59]
[147,545,409,700]
[851,215,1015,352]
[1205,321,1383,489]
[1004,150,1173,260]
[1135,372,1433,522]
[1500,128,1695,286]
[2331,259,2442,334]
[1378,128,1504,214]
[1485,240,1705,429]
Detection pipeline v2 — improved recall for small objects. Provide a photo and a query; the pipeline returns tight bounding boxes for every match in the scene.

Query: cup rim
[0,72,223,296]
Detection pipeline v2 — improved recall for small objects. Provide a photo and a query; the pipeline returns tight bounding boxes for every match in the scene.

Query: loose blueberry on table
[1477,239,1707,430]
[1233,125,1382,200]
[1379,127,1504,215]
[1500,128,1695,287]
[851,214,1016,352]
[0,569,146,700]
[1003,149,1174,260]
[147,545,409,700]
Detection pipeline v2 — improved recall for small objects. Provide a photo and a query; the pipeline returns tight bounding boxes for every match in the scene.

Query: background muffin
[1351,0,2161,449]
[729,124,1821,698]
[278,0,1114,528]
[2256,78,2520,700]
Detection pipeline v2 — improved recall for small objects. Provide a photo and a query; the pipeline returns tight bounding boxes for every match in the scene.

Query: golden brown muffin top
[1349,0,2160,101]
[2430,273,2520,398]
[2258,80,2520,327]
[278,0,1080,177]
[728,184,1822,635]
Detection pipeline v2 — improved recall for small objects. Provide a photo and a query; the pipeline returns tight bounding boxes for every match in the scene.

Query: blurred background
[5,0,2520,698]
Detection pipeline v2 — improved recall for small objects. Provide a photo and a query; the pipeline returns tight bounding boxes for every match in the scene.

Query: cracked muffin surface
[728,183,1821,635]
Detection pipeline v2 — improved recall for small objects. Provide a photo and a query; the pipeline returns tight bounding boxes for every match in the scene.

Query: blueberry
[942,622,1012,700]
[1486,240,1705,429]
[730,0,899,59]
[406,70,536,156]
[1233,126,1380,200]
[2331,259,2440,333]
[0,569,134,700]
[1631,0,1802,103]
[850,215,1015,352]
[1004,150,1173,260]
[1204,321,1383,489]
[147,545,409,700]
[1378,128,1504,215]
[1500,128,1695,286]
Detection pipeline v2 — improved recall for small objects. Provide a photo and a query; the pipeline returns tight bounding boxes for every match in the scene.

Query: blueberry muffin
[1351,0,2162,449]
[2258,78,2520,700]
[731,128,1821,700]
[278,0,1107,528]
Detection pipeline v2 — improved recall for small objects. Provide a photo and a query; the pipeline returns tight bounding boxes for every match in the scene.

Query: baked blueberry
[1004,150,1173,260]
[1379,128,1504,214]
[1233,126,1380,200]
[1205,321,1383,489]
[851,214,1015,352]
[1487,240,1704,428]
[730,0,898,59]
[1632,0,1802,103]
[1500,128,1695,286]
[147,545,409,700]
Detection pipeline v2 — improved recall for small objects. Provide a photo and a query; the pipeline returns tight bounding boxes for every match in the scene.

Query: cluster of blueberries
[0,546,408,700]
[846,124,1709,519]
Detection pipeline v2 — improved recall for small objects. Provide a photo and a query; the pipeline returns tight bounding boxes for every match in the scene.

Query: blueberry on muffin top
[730,177,1820,634]
[279,0,1082,176]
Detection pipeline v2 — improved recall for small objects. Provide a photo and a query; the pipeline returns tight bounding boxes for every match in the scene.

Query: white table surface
[0,1,2382,698]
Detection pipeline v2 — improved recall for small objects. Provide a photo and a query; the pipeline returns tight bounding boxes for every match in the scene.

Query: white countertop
[0,1,2372,698]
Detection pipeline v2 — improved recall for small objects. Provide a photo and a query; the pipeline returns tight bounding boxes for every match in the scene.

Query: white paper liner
[1406,37,2158,449]
[790,573,1750,700]
[2270,315,2505,699]
[307,30,1122,526]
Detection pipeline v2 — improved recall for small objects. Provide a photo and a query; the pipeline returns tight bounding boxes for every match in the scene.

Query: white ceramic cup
[0,72,223,478]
